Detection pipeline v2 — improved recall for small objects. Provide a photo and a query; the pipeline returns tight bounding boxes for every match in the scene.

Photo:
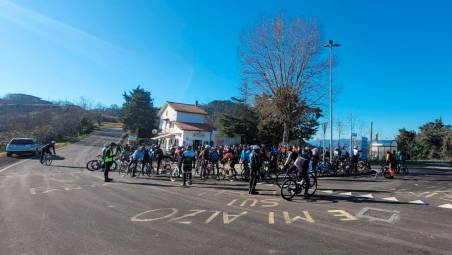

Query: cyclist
[200,145,211,179]
[153,145,164,175]
[240,145,251,176]
[248,145,263,195]
[210,147,220,176]
[351,146,359,173]
[120,144,131,162]
[103,142,116,182]
[40,140,56,164]
[297,147,311,199]
[130,146,145,177]
[311,147,320,176]
[181,146,195,186]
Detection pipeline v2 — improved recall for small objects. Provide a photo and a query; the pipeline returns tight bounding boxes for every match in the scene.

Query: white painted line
[438,203,452,209]
[42,189,62,194]
[321,190,333,194]
[265,184,274,187]
[29,188,36,195]
[382,197,399,202]
[338,192,352,196]
[0,159,31,173]
[408,200,425,205]
[359,194,374,199]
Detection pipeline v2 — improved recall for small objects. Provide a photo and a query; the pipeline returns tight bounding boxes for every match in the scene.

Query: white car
[6,138,40,157]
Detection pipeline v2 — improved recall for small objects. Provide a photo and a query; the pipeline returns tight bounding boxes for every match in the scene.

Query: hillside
[0,94,108,150]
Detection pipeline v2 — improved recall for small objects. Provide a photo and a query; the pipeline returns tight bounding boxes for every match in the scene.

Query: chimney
[195,100,198,107]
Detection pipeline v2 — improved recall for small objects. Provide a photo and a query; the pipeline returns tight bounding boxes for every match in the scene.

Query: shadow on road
[51,164,85,169]
[301,194,419,205]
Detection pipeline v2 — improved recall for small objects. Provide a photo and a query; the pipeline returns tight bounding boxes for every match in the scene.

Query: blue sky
[0,0,451,139]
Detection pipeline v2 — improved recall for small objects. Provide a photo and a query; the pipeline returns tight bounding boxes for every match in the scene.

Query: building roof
[175,122,213,132]
[159,101,207,115]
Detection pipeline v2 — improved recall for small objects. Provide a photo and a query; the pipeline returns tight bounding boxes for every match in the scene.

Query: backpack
[210,151,219,161]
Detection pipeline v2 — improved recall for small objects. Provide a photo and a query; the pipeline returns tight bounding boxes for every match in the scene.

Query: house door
[192,140,201,148]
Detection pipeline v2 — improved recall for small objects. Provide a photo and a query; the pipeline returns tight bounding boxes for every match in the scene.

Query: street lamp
[324,39,340,164]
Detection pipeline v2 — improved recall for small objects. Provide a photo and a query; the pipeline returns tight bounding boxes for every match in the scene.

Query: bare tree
[240,15,329,143]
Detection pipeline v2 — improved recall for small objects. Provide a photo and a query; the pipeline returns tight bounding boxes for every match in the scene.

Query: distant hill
[200,100,241,129]
[0,93,52,105]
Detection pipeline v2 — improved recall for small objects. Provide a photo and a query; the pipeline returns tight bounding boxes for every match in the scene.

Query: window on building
[170,122,174,128]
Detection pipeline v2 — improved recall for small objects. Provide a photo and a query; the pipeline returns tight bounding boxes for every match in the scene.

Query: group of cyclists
[38,137,409,199]
[100,142,322,197]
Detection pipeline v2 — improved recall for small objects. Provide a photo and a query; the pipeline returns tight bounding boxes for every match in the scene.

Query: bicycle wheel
[86,160,98,171]
[170,167,180,182]
[91,160,102,171]
[303,175,317,197]
[42,154,52,166]
[281,179,298,201]
[110,161,118,171]
[275,172,288,187]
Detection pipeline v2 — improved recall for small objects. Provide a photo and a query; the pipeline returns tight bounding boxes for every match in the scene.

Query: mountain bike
[40,152,53,166]
[86,155,117,171]
[280,173,317,201]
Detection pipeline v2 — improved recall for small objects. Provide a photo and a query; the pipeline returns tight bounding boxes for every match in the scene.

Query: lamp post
[324,39,340,164]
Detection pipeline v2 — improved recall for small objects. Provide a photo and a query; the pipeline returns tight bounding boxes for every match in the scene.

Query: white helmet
[252,145,261,151]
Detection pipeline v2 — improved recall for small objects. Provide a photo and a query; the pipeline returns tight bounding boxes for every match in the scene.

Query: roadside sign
[129,135,137,141]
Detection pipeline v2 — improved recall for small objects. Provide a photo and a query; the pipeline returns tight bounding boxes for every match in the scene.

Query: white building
[153,101,240,151]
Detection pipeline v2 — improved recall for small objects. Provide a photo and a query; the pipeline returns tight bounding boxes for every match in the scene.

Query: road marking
[338,192,352,196]
[0,159,31,173]
[29,188,36,195]
[408,200,425,205]
[356,207,400,224]
[131,208,178,222]
[438,204,452,209]
[169,209,206,224]
[64,186,82,191]
[205,211,222,224]
[382,197,399,202]
[197,192,207,196]
[359,194,374,199]
[425,192,438,198]
[328,210,358,221]
[321,190,333,194]
[268,212,275,224]
[223,211,248,224]
[283,211,315,224]
[42,189,62,194]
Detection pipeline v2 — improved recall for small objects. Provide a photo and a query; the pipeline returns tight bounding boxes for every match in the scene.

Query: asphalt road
[1,128,451,255]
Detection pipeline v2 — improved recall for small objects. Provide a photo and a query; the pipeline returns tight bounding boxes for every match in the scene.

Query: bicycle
[40,152,53,166]
[86,155,118,171]
[374,163,394,179]
[280,173,318,201]
[396,162,409,175]
[127,160,143,177]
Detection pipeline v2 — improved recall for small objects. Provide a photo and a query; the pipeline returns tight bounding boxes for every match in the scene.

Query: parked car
[6,138,40,157]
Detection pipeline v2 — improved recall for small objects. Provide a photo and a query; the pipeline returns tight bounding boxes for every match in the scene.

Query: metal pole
[370,121,373,160]
[329,45,333,164]
[350,113,353,157]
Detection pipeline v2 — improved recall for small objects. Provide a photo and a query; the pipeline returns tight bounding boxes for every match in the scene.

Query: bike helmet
[252,145,261,151]
[51,140,56,144]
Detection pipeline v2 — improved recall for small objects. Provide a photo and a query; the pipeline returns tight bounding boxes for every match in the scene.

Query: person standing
[103,142,116,182]
[209,147,220,176]
[153,146,164,175]
[181,146,195,186]
[351,146,359,173]
[311,147,320,177]
[248,145,262,195]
